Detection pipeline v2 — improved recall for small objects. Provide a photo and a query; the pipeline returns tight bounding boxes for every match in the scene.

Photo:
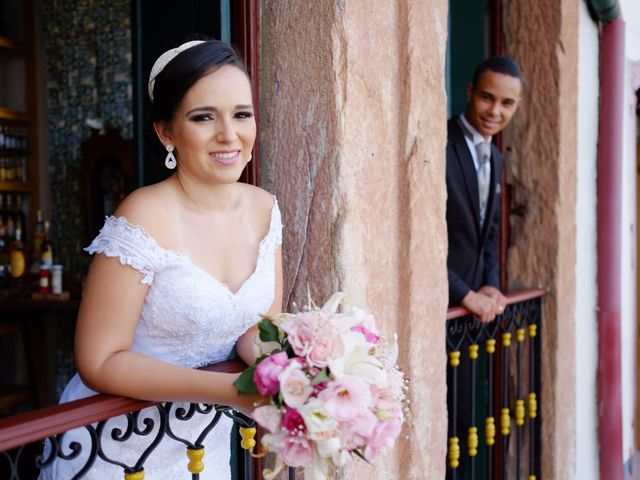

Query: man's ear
[153,121,172,147]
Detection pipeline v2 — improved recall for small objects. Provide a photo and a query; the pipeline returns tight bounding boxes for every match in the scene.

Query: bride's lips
[210,150,241,165]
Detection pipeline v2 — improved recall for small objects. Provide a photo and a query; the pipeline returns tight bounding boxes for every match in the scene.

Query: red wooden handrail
[446,287,548,321]
[0,359,247,452]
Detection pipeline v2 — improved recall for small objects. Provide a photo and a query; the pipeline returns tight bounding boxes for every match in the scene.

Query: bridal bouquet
[234,293,407,480]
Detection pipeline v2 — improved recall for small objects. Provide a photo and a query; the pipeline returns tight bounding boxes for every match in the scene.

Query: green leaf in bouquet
[258,318,280,343]
[234,366,258,394]
[311,368,331,385]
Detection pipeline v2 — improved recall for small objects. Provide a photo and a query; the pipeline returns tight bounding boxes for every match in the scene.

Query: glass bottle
[40,220,53,269]
[9,227,25,279]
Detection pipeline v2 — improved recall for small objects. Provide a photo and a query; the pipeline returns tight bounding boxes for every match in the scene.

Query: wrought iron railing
[0,359,296,480]
[446,288,545,480]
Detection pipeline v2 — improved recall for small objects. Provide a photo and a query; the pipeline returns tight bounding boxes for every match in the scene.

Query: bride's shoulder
[111,182,175,236]
[238,184,277,215]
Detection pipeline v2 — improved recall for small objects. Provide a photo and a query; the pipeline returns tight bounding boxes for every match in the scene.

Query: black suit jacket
[446,118,503,306]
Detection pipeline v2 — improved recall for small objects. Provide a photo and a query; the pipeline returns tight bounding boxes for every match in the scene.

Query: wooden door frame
[232,0,260,187]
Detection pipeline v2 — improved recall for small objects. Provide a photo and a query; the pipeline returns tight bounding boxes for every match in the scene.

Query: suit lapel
[451,125,481,231]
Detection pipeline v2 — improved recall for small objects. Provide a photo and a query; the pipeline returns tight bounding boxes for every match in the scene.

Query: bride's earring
[247,152,253,162]
[165,144,177,170]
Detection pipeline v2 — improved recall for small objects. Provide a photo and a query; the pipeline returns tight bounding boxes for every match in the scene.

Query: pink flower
[281,435,316,467]
[364,418,403,461]
[307,329,343,368]
[254,351,290,396]
[252,405,282,433]
[282,313,318,356]
[339,408,378,450]
[351,324,380,344]
[282,407,306,434]
[279,361,313,408]
[318,375,373,421]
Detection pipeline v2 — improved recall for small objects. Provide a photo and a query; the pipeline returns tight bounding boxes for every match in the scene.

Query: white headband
[148,40,206,102]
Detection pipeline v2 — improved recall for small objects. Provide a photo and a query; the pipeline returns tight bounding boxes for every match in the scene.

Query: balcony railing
[446,288,546,480]
[0,359,295,480]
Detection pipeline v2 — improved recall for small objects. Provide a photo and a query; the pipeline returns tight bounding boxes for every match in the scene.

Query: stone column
[502,0,579,478]
[260,0,449,478]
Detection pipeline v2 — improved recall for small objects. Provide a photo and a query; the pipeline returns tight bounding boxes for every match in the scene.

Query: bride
[39,39,281,479]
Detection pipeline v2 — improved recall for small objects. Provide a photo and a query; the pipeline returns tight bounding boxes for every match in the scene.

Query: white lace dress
[39,200,282,480]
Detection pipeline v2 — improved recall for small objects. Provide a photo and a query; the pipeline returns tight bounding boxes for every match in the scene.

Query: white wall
[575,2,600,479]
[619,0,640,471]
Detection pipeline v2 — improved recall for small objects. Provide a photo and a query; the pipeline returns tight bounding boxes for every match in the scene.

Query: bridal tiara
[147,40,206,102]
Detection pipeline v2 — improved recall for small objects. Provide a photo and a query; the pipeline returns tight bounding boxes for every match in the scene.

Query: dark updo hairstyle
[471,55,522,87]
[150,39,249,125]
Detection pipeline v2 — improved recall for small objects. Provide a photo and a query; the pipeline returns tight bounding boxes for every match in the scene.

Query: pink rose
[254,351,290,396]
[282,313,318,356]
[281,435,315,467]
[318,375,373,421]
[307,329,343,368]
[282,407,306,434]
[364,417,403,461]
[279,361,313,408]
[351,324,380,344]
[252,405,282,433]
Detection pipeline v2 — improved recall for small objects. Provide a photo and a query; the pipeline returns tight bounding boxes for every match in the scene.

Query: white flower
[298,397,338,434]
[327,331,387,387]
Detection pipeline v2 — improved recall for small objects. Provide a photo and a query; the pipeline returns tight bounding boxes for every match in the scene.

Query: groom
[445,55,523,478]
[446,55,522,321]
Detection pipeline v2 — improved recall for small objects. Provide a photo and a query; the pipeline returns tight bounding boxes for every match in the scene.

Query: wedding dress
[39,199,282,480]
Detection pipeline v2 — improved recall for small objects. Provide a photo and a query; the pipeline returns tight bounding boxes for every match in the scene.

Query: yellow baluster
[239,426,257,450]
[529,476,536,480]
[448,437,460,468]
[449,351,461,367]
[186,447,205,474]
[528,393,538,419]
[468,427,478,457]
[486,339,496,354]
[502,332,512,347]
[516,328,526,343]
[485,417,496,446]
[124,472,144,480]
[516,399,525,426]
[501,407,510,436]
[468,344,479,360]
[528,324,537,338]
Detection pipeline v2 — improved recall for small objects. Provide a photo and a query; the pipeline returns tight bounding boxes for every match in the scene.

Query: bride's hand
[233,392,269,418]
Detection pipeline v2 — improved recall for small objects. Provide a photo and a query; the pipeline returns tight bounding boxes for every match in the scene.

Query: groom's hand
[461,290,497,323]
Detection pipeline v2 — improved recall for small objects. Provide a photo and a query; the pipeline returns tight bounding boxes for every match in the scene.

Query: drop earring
[247,153,252,162]
[165,144,177,170]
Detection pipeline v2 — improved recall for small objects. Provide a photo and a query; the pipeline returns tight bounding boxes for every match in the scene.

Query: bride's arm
[74,254,261,413]
[236,246,283,366]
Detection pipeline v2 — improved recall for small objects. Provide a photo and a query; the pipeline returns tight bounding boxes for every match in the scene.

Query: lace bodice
[85,199,282,368]
[39,198,282,480]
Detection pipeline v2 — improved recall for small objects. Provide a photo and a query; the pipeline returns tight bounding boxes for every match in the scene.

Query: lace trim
[85,216,176,285]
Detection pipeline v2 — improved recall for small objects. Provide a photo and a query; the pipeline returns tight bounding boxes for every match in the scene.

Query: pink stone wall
[502,0,579,478]
[260,1,449,478]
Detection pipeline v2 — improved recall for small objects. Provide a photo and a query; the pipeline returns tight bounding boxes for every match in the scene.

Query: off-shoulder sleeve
[270,199,282,248]
[84,216,161,285]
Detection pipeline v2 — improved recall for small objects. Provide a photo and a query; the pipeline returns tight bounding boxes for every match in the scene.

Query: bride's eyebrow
[185,105,254,115]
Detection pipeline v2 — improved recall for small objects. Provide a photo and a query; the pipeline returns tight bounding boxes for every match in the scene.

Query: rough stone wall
[260,1,449,478]
[502,0,579,478]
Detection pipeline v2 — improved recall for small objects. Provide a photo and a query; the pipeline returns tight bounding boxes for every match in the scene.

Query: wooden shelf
[0,181,33,192]
[0,36,29,55]
[0,107,30,123]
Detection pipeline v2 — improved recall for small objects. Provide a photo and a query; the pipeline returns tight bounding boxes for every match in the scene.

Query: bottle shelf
[0,181,32,192]
[0,36,28,55]
[0,108,30,123]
